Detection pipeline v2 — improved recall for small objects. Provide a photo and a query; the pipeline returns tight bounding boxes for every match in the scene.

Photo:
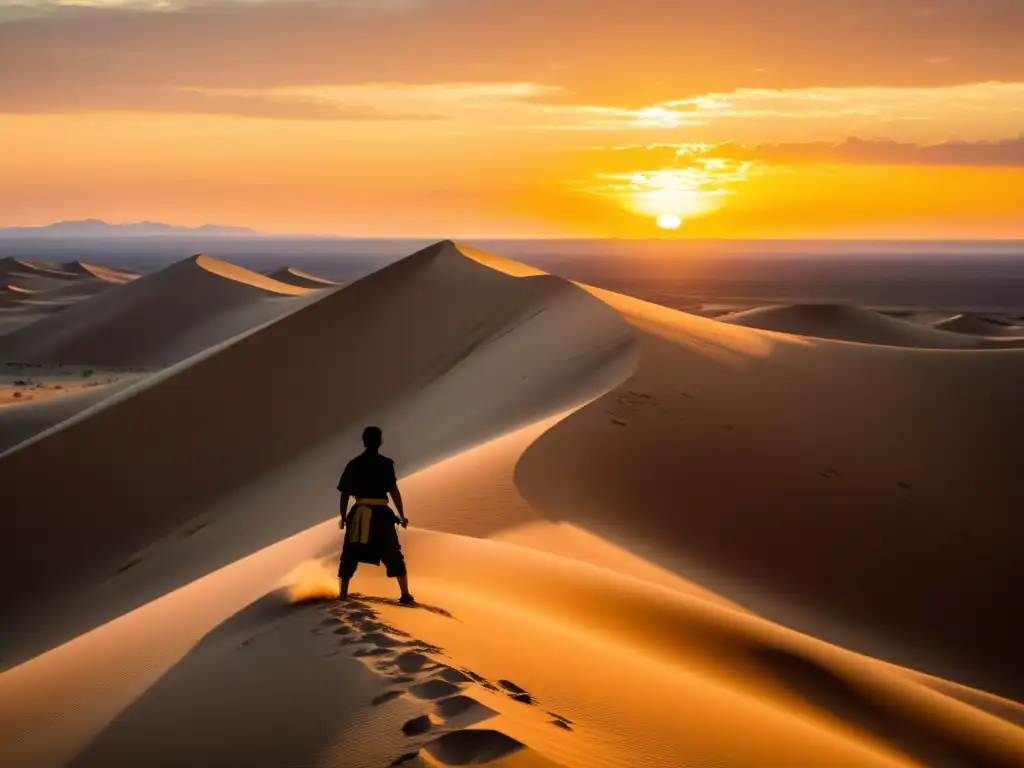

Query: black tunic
[337,451,405,576]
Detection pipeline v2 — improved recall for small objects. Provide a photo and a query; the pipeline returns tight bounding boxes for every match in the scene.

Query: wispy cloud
[728,136,1024,167]
[2,0,1022,107]
[581,136,1024,169]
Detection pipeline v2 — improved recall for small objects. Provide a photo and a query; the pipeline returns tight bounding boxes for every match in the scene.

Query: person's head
[362,426,383,451]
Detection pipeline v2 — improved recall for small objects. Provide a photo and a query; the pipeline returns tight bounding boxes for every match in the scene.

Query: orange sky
[1,1,1022,238]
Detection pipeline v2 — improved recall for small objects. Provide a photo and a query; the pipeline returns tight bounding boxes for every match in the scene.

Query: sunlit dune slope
[932,313,1024,338]
[0,242,636,638]
[268,266,340,289]
[719,303,1024,348]
[516,285,1024,699]
[0,254,315,366]
[57,261,138,284]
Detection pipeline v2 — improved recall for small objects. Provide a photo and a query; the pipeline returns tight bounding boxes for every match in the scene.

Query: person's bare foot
[399,593,416,605]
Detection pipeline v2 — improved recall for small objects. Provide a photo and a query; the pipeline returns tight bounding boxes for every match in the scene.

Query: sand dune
[0,242,635,659]
[0,242,1019,768]
[718,302,1023,348]
[932,313,1024,338]
[0,254,317,366]
[57,261,138,284]
[0,258,139,336]
[517,285,1024,700]
[268,266,340,289]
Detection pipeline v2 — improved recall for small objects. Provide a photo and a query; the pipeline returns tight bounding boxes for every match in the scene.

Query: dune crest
[932,313,1024,338]
[719,302,1023,348]
[267,266,340,289]
[0,254,316,366]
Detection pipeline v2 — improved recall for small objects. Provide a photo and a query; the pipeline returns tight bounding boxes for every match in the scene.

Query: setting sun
[656,214,682,230]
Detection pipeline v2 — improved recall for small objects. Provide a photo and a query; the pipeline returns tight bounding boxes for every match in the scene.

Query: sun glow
[575,154,754,231]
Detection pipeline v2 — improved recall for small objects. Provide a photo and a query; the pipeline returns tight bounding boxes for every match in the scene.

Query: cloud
[730,136,1024,167]
[0,82,449,119]
[580,137,1024,171]
[1,0,1022,112]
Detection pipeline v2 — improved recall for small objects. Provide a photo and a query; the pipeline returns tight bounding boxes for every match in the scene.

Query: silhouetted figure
[337,426,413,604]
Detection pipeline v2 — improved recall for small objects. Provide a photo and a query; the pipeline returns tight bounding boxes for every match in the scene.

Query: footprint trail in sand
[320,598,572,767]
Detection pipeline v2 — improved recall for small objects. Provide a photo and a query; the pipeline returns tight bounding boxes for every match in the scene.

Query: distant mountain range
[0,220,260,238]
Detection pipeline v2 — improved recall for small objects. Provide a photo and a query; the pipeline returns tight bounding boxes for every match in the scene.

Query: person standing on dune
[337,426,414,604]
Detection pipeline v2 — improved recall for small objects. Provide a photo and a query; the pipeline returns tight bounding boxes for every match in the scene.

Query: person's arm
[339,492,350,528]
[390,483,407,527]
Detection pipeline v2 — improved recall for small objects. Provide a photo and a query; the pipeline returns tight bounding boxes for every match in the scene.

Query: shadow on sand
[755,647,1016,768]
[68,592,393,768]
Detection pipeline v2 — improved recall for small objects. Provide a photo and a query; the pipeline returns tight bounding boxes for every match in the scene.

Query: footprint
[354,647,395,658]
[434,666,472,684]
[402,715,433,736]
[549,719,573,730]
[498,680,534,704]
[372,690,406,706]
[333,626,353,636]
[435,695,499,726]
[424,729,526,765]
[610,418,628,427]
[396,651,431,673]
[498,680,528,694]
[461,669,491,685]
[362,632,405,648]
[410,679,462,700]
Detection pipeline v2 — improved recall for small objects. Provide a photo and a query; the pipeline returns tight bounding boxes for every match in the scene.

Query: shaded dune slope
[268,266,340,289]
[516,287,1024,699]
[720,303,1024,348]
[933,313,1024,338]
[0,242,636,639]
[0,255,312,367]
[0,258,139,336]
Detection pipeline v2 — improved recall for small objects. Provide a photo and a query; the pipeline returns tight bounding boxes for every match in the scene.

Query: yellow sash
[348,498,390,544]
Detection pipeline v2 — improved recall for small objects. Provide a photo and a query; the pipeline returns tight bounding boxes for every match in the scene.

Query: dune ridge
[0,254,316,366]
[57,260,138,284]
[268,266,340,289]
[718,302,1024,348]
[932,313,1024,338]
[0,257,140,336]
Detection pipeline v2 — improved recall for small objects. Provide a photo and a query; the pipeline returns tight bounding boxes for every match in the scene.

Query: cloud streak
[2,0,1022,111]
[730,136,1024,167]
[580,137,1024,172]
